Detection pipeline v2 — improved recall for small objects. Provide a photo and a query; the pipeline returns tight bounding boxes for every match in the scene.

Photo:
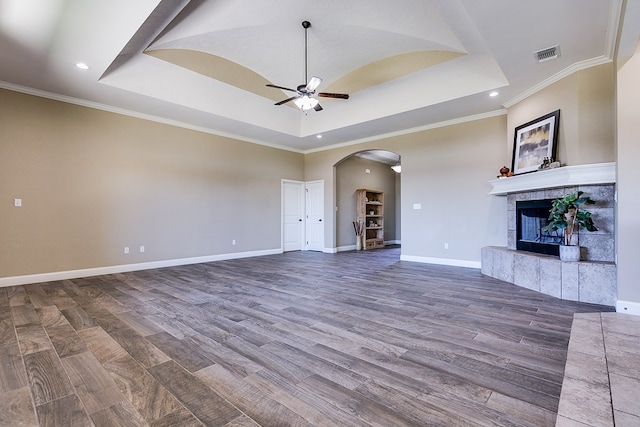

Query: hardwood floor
[1,247,613,426]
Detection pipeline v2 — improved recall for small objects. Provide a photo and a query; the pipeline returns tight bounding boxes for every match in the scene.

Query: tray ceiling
[0,0,631,152]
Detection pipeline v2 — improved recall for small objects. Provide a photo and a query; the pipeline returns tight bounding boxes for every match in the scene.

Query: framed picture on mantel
[511,109,560,175]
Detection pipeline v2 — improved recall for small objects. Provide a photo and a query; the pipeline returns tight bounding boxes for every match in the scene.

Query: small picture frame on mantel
[511,109,560,175]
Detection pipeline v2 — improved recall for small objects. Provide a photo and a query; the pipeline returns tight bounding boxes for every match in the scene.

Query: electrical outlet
[139,246,145,253]
[444,243,449,249]
[14,198,22,207]
[124,247,129,254]
[232,240,236,245]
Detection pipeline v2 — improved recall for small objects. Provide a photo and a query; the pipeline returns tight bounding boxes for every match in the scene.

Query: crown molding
[1,50,613,157]
[606,0,624,59]
[304,109,508,154]
[0,81,305,154]
[503,56,612,108]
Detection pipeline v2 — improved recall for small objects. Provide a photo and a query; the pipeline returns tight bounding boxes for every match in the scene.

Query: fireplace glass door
[516,200,561,256]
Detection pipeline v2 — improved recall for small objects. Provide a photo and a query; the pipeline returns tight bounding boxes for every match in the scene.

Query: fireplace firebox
[516,199,562,256]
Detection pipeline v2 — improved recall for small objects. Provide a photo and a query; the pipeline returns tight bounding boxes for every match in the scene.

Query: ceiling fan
[266,21,349,113]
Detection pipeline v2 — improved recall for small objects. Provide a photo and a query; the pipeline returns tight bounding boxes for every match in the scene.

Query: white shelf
[488,162,616,195]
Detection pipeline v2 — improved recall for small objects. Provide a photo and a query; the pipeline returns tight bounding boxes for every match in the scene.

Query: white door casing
[282,180,305,252]
[305,180,324,251]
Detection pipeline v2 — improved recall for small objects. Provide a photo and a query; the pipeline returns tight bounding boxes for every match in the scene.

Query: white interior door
[305,180,324,251]
[282,180,305,252]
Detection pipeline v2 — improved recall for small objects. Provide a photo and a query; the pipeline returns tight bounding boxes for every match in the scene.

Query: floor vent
[534,45,560,63]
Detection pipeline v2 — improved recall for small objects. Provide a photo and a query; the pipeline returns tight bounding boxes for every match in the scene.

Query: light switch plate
[14,198,22,207]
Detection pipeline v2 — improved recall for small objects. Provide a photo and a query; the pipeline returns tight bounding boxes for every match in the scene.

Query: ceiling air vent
[534,45,560,63]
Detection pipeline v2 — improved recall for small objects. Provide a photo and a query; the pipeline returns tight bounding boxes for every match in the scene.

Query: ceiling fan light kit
[294,95,320,111]
[266,21,349,113]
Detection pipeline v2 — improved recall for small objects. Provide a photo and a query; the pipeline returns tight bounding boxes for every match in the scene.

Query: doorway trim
[281,179,325,252]
[333,150,401,252]
[281,179,305,252]
[304,180,325,251]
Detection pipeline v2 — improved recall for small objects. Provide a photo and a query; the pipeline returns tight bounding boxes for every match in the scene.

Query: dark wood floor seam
[0,247,613,426]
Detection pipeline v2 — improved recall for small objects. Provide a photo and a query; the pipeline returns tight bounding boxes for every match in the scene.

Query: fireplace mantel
[488,162,616,195]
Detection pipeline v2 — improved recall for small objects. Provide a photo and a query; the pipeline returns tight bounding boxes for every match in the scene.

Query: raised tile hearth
[482,163,617,307]
[481,246,616,306]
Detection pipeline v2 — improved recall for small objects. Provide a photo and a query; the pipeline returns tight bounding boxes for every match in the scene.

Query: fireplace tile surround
[507,184,615,262]
[482,163,616,307]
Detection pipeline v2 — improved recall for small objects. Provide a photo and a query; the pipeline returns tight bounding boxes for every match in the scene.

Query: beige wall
[397,117,509,262]
[0,89,304,278]
[335,155,398,248]
[0,60,622,284]
[507,63,615,166]
[305,114,509,263]
[306,63,616,265]
[617,43,640,307]
[395,173,401,240]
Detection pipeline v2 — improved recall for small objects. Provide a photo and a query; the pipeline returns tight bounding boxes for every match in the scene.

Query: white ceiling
[0,0,636,153]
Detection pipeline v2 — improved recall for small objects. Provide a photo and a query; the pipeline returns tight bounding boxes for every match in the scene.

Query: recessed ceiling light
[316,134,322,139]
[75,62,90,70]
[489,91,499,97]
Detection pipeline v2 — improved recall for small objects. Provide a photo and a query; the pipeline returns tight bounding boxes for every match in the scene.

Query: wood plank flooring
[0,247,613,426]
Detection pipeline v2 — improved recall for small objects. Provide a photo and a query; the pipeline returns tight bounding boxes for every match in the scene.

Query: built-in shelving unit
[356,189,384,250]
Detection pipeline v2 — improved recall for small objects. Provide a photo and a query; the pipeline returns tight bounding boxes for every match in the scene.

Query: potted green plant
[542,191,598,261]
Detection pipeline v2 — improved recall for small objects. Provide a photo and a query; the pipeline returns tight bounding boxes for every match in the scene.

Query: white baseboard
[0,248,283,288]
[323,247,338,254]
[400,254,481,269]
[335,242,400,252]
[616,300,640,316]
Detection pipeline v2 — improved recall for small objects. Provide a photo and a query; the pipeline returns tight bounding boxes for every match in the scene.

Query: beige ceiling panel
[146,48,284,102]
[324,51,465,94]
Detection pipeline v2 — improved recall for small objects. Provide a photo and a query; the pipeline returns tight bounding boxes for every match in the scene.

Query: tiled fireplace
[481,163,617,307]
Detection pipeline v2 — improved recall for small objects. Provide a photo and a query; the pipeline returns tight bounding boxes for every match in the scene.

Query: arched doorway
[334,150,401,251]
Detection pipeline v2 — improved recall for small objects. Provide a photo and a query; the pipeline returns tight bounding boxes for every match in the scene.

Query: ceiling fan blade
[314,103,323,112]
[274,96,299,106]
[267,84,298,93]
[306,76,322,92]
[318,92,350,99]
